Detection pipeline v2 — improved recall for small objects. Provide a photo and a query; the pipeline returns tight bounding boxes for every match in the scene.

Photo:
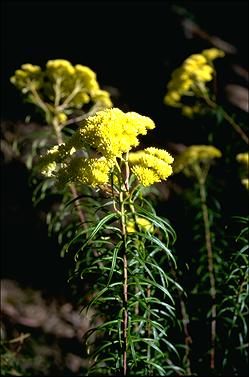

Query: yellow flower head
[236,153,249,189]
[236,152,249,168]
[57,156,113,187]
[202,48,225,61]
[10,63,42,91]
[183,54,207,72]
[173,145,222,174]
[241,178,249,190]
[38,143,76,177]
[38,108,158,188]
[10,59,113,110]
[181,105,194,118]
[55,112,68,124]
[127,216,154,233]
[91,89,113,108]
[131,166,162,187]
[41,162,57,177]
[46,59,75,76]
[163,48,225,114]
[193,64,213,82]
[45,60,97,107]
[74,64,99,93]
[129,147,174,186]
[21,64,41,74]
[74,64,96,81]
[75,108,155,159]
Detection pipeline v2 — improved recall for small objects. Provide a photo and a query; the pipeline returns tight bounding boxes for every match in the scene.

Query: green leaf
[88,357,116,371]
[81,212,118,247]
[107,241,123,286]
[140,358,167,375]
[161,337,180,357]
[91,340,120,360]
[137,208,177,243]
[143,233,176,266]
[85,281,123,313]
[140,338,165,356]
[129,278,174,304]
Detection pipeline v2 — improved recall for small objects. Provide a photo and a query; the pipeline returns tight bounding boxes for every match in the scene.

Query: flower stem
[29,84,49,115]
[201,91,249,145]
[222,110,249,145]
[58,82,81,111]
[61,103,103,128]
[199,179,216,370]
[123,253,128,376]
[170,265,192,375]
[119,190,128,376]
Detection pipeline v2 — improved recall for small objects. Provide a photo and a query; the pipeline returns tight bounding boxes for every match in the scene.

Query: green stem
[61,103,106,128]
[126,174,152,370]
[29,84,50,120]
[58,83,81,111]
[199,178,216,370]
[126,194,141,336]
[146,284,152,374]
[124,153,130,191]
[51,116,63,144]
[180,299,192,375]
[222,111,249,145]
[119,190,128,376]
[201,91,249,145]
[170,265,192,375]
[54,77,62,107]
[1,333,30,345]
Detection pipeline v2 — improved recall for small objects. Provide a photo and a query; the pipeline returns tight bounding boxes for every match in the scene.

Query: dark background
[1,1,248,126]
[1,0,248,294]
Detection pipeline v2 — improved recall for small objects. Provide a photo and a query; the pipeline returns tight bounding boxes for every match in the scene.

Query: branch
[199,179,216,370]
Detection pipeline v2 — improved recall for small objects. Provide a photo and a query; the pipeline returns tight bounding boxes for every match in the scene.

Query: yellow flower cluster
[10,64,42,92]
[202,48,225,61]
[240,178,249,190]
[57,156,113,187]
[236,152,249,168]
[10,59,112,109]
[173,145,222,174]
[163,48,225,117]
[74,108,155,159]
[127,216,154,233]
[241,179,249,190]
[129,147,174,186]
[236,152,249,190]
[38,108,169,188]
[38,143,76,177]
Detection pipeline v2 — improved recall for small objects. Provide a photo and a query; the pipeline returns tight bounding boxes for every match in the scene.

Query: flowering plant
[37,107,181,375]
[9,63,183,374]
[164,48,248,145]
[8,47,248,376]
[10,59,113,244]
[163,46,248,375]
